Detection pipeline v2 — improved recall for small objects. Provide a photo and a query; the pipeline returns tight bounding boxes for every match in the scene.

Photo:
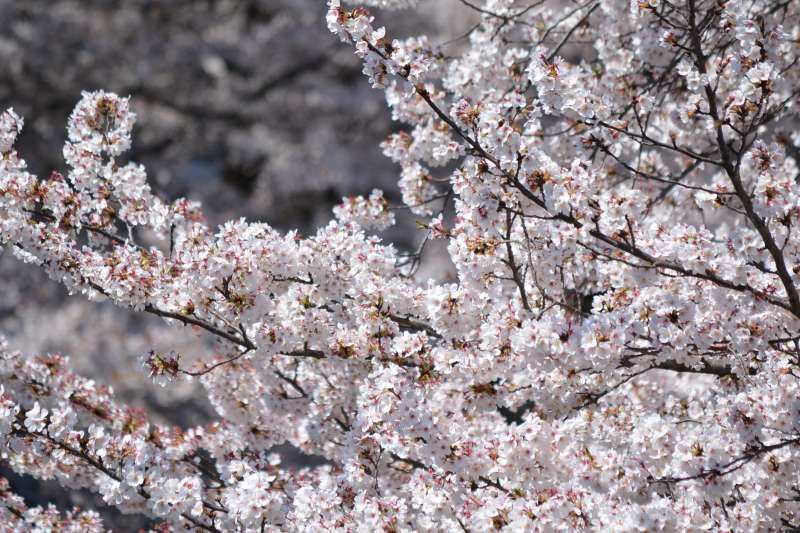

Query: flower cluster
[333,188,395,231]
[328,0,433,89]
[0,475,105,532]
[2,0,800,530]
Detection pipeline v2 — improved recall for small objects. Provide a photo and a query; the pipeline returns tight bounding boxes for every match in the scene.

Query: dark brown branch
[654,436,800,485]
[687,0,800,318]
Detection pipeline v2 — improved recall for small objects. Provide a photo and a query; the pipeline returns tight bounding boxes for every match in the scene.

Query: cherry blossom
[2,0,800,530]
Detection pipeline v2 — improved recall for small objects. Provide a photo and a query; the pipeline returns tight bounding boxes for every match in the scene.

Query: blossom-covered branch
[1,0,800,529]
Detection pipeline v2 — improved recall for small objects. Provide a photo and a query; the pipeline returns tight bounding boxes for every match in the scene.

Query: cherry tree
[2,0,800,530]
